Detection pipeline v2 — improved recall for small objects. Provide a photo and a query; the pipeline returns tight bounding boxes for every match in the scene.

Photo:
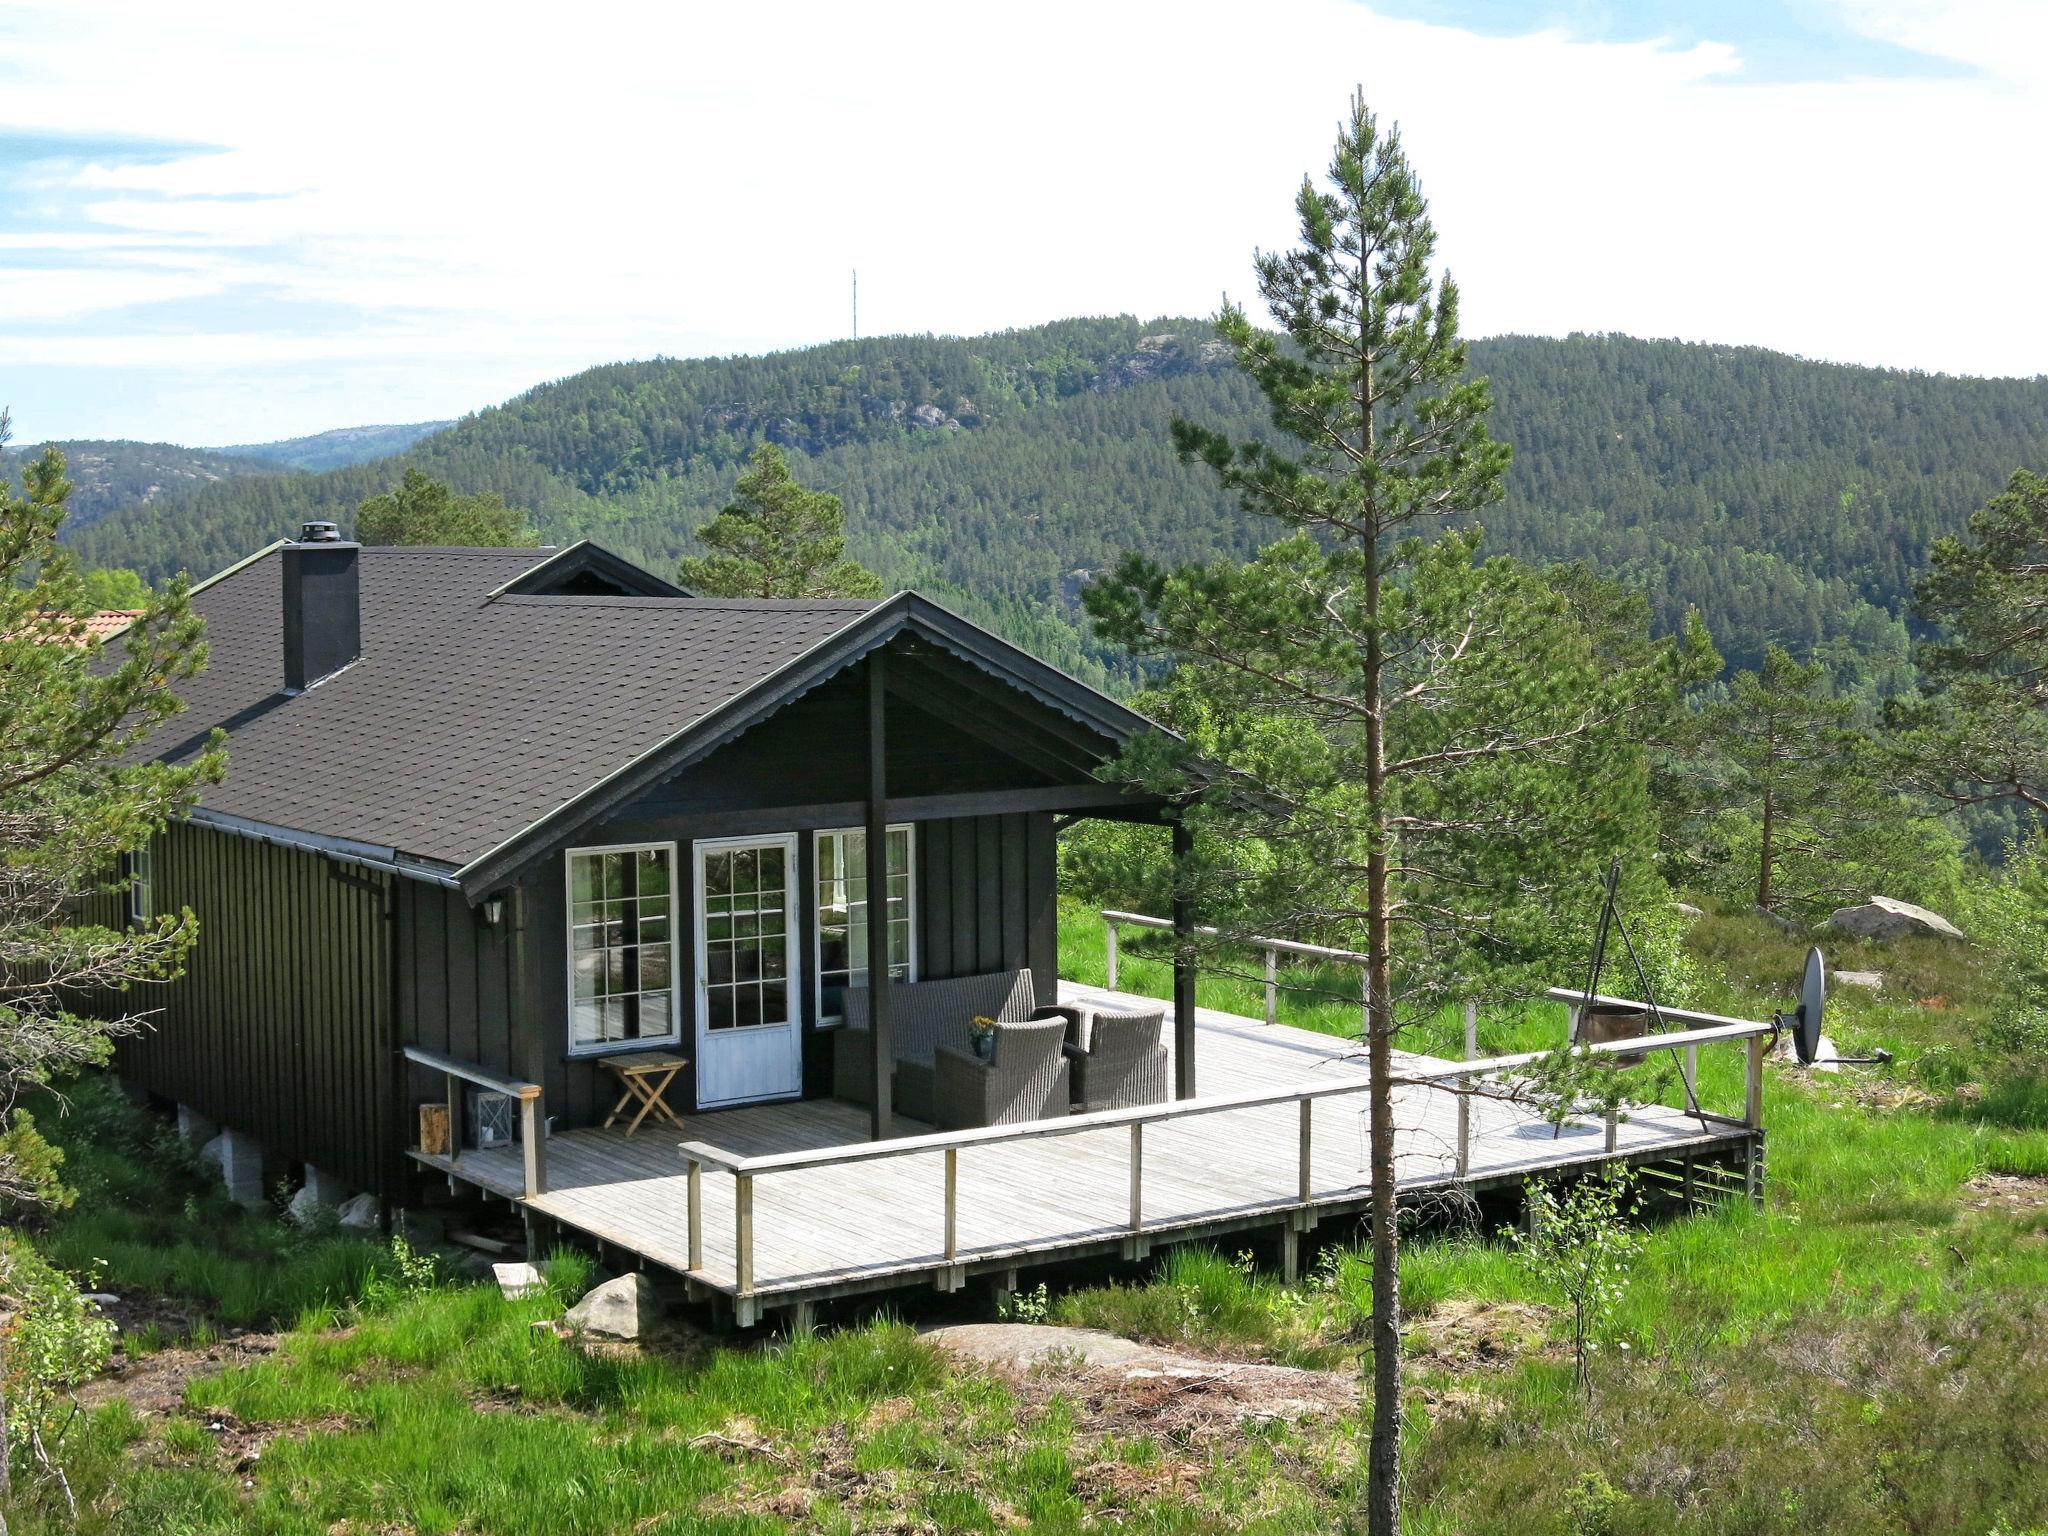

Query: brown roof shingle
[155,546,875,870]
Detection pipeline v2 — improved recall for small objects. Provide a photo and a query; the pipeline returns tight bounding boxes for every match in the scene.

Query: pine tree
[678,444,883,599]
[354,468,537,547]
[0,414,224,1206]
[1084,96,1704,1536]
[1694,647,1906,914]
[1892,468,2048,813]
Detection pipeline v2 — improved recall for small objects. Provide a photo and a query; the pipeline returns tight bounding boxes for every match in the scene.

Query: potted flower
[969,1015,999,1061]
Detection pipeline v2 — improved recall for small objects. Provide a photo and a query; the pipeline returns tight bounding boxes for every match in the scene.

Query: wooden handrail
[1542,987,1771,1034]
[401,1045,540,1101]
[1101,909,1370,965]
[402,1044,546,1197]
[681,991,1774,1302]
[679,1013,1775,1179]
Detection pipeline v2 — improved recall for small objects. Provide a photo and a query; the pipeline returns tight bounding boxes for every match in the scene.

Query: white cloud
[3,0,2043,443]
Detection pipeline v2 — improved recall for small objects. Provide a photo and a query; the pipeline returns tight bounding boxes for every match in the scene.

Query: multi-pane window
[701,840,793,1032]
[128,842,153,927]
[815,826,914,1027]
[568,846,676,1052]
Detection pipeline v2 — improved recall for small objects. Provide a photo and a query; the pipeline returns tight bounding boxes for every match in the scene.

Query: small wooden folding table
[598,1050,689,1136]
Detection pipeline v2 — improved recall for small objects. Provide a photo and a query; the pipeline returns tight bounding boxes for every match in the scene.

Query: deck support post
[1279,1223,1300,1284]
[1297,1098,1313,1205]
[944,1146,958,1263]
[1171,819,1197,1099]
[1464,999,1478,1059]
[445,1073,461,1165]
[1264,947,1278,1027]
[788,1300,816,1335]
[735,1172,755,1297]
[519,1089,546,1198]
[1105,918,1118,991]
[1456,1084,1471,1180]
[1128,1121,1144,1234]
[1604,1107,1619,1154]
[866,649,894,1141]
[685,1157,703,1272]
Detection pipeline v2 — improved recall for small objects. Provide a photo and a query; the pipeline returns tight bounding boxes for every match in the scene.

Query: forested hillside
[213,419,453,472]
[65,321,2048,685]
[6,439,285,529]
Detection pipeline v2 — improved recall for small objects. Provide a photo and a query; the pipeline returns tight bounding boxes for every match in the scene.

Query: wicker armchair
[934,1016,1072,1130]
[834,969,1079,1124]
[1065,1006,1169,1112]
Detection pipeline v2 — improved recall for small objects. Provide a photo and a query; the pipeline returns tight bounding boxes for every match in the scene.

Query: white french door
[693,834,803,1107]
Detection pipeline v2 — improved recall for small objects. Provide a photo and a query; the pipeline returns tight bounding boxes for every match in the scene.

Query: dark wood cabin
[95,533,1176,1209]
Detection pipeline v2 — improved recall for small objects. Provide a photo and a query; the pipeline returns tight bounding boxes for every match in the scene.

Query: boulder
[492,1261,547,1300]
[1833,969,1884,990]
[1829,896,1965,943]
[1756,906,1805,936]
[1674,902,1705,920]
[286,1184,330,1229]
[335,1192,381,1230]
[563,1272,664,1339]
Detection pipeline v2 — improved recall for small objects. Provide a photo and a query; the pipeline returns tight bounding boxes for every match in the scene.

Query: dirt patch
[74,1330,284,1417]
[1962,1172,2048,1218]
[923,1321,1358,1440]
[1406,1299,1556,1371]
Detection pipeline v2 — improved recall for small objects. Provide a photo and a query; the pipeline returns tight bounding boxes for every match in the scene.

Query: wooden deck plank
[409,983,1758,1305]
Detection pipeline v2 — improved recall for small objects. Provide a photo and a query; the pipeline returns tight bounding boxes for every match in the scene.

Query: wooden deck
[412,984,1762,1322]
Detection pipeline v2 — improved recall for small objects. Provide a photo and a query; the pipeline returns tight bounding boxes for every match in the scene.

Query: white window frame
[563,841,682,1058]
[812,823,917,1029]
[128,842,153,927]
[693,831,804,1043]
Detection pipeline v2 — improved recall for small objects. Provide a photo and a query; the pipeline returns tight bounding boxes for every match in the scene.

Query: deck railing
[1101,908,1369,1029]
[401,1045,547,1198]
[678,1003,1774,1306]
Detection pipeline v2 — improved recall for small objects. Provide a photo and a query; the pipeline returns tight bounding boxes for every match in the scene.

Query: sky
[2,0,2044,447]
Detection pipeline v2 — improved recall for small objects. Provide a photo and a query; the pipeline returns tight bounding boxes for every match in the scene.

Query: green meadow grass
[16,906,2048,1534]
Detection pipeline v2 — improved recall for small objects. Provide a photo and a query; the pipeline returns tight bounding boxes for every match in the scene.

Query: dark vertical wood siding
[916,812,1057,999]
[107,823,396,1196]
[393,877,524,1154]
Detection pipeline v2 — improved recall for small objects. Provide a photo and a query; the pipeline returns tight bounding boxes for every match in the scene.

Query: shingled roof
[150,542,1154,893]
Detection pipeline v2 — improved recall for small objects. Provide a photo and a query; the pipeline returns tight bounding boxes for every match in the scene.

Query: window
[814,826,915,1027]
[699,837,795,1033]
[128,842,153,927]
[567,845,677,1053]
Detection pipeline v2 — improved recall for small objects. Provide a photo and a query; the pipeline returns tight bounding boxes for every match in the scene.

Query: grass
[19,1077,407,1333]
[24,1288,1363,1535]
[16,905,2048,1533]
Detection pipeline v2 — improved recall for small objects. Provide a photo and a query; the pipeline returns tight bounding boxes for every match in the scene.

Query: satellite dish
[1777,946,1826,1065]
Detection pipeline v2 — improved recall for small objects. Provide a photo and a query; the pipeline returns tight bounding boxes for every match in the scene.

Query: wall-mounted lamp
[480,894,506,927]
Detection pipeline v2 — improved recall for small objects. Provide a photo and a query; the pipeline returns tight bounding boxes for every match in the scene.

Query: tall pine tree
[678,445,882,599]
[1086,96,1704,1534]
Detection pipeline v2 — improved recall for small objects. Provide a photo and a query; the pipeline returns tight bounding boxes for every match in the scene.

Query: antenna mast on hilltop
[852,269,858,340]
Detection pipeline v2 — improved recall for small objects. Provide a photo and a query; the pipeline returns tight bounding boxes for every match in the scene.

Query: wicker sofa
[832,968,1081,1125]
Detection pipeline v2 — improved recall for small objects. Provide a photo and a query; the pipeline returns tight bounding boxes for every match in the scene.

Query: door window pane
[567,847,676,1050]
[815,826,915,1027]
[701,839,795,1033]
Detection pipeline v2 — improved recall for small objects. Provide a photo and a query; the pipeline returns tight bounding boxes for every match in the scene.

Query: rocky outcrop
[1090,334,1233,392]
[1829,896,1965,943]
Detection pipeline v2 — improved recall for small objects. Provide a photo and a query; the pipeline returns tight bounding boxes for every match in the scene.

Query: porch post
[1171,817,1197,1099]
[866,649,893,1140]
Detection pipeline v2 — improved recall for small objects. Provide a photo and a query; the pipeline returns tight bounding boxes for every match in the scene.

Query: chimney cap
[299,520,344,543]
